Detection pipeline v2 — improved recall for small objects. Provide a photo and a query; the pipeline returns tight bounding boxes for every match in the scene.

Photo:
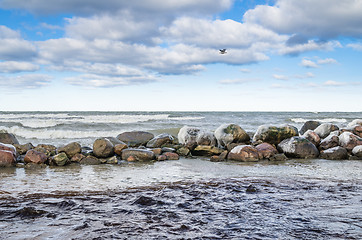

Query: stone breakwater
[0,119,362,168]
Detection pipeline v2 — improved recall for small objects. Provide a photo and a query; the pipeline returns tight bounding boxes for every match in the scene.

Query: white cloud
[317,58,337,64]
[0,61,40,73]
[272,74,289,80]
[243,0,362,38]
[219,78,258,85]
[294,72,315,79]
[300,57,338,68]
[323,80,345,87]
[278,40,341,56]
[347,43,362,51]
[240,68,251,73]
[0,74,52,88]
[301,59,318,68]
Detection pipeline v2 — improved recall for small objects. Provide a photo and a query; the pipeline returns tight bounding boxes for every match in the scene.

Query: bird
[219,49,227,54]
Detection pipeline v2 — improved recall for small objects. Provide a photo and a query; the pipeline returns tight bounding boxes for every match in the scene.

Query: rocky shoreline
[1,119,362,168]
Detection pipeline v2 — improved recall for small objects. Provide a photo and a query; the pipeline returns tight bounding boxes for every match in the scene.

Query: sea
[0,111,361,239]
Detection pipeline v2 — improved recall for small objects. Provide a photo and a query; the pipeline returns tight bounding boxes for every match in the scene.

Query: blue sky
[0,0,361,111]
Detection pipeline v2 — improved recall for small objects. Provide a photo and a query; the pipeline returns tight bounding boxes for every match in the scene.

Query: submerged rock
[146,133,174,148]
[93,138,114,158]
[339,132,362,151]
[299,120,321,135]
[121,149,155,161]
[0,150,16,167]
[117,131,154,147]
[269,153,288,161]
[24,150,48,164]
[253,125,298,145]
[320,146,348,160]
[214,124,250,148]
[192,145,224,156]
[314,123,339,139]
[255,142,278,159]
[0,131,19,145]
[277,137,319,159]
[227,145,260,162]
[58,142,81,158]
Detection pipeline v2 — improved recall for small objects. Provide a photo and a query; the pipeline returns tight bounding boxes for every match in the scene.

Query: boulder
[93,138,114,158]
[277,137,319,159]
[348,119,362,127]
[81,146,93,156]
[0,150,16,167]
[34,144,57,157]
[0,131,19,145]
[105,156,118,164]
[114,143,128,156]
[157,155,167,161]
[163,152,179,160]
[319,134,339,151]
[192,145,224,156]
[105,137,125,146]
[302,130,321,147]
[299,120,321,135]
[53,152,69,166]
[314,123,339,139]
[117,131,154,147]
[269,153,288,161]
[121,149,155,161]
[176,147,190,156]
[227,145,260,162]
[80,156,101,165]
[341,125,362,138]
[71,153,85,163]
[24,150,48,164]
[210,151,228,162]
[14,143,34,155]
[151,148,162,155]
[339,132,362,151]
[320,146,348,160]
[352,145,362,158]
[196,132,216,146]
[177,126,200,147]
[58,142,81,158]
[146,133,174,148]
[214,124,250,148]
[0,143,16,156]
[252,125,299,145]
[255,143,278,159]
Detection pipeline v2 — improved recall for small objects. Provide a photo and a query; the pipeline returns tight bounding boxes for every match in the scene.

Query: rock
[252,125,299,145]
[53,152,69,166]
[277,137,319,159]
[176,147,190,156]
[0,131,19,145]
[227,145,260,162]
[196,132,216,146]
[192,145,224,156]
[70,153,85,163]
[146,133,174,148]
[314,123,339,138]
[151,148,163,155]
[320,147,348,160]
[214,124,250,148]
[302,130,321,147]
[117,131,154,147]
[163,152,179,160]
[127,156,136,162]
[0,143,16,156]
[80,156,101,165]
[352,145,362,158]
[24,150,48,164]
[161,147,176,153]
[121,149,155,161]
[0,150,16,167]
[299,120,321,135]
[81,146,93,156]
[34,144,57,157]
[341,125,362,138]
[255,143,278,159]
[105,137,125,146]
[178,126,200,146]
[339,132,362,151]
[319,134,339,151]
[210,151,228,162]
[105,156,118,164]
[58,142,81,158]
[157,155,167,161]
[93,138,114,158]
[114,143,128,156]
[269,153,288,161]
[348,119,362,127]
[14,143,34,155]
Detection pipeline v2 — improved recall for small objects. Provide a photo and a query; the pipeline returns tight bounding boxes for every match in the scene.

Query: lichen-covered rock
[14,143,34,155]
[320,146,348,160]
[339,132,362,151]
[53,152,69,166]
[177,126,200,146]
[80,155,101,165]
[319,134,339,151]
[163,152,179,160]
[93,138,114,158]
[0,131,19,145]
[252,125,298,145]
[299,120,321,135]
[117,131,154,147]
[352,145,362,158]
[255,143,278,159]
[121,149,155,161]
[192,145,224,156]
[176,147,190,156]
[302,130,321,147]
[227,145,260,162]
[58,142,81,158]
[314,123,339,139]
[34,144,57,157]
[0,150,16,167]
[214,124,250,148]
[196,132,216,146]
[114,143,128,156]
[146,133,174,148]
[24,150,48,164]
[277,137,319,159]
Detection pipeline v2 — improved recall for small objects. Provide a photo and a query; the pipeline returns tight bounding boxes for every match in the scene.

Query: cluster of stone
[1,119,361,168]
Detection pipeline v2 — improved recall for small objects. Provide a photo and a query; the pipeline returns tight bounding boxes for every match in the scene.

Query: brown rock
[299,120,321,135]
[0,150,16,167]
[252,125,299,145]
[157,155,167,161]
[319,135,339,151]
[114,143,128,156]
[127,156,136,162]
[151,148,162,155]
[163,152,179,160]
[24,150,48,164]
[0,143,16,156]
[93,138,114,158]
[339,132,362,151]
[34,144,57,157]
[71,153,85,162]
[255,142,278,159]
[320,147,348,160]
[122,149,155,161]
[302,130,321,146]
[0,132,19,145]
[80,155,101,165]
[58,142,81,158]
[146,133,174,148]
[192,145,224,156]
[227,145,260,162]
[214,124,250,147]
[117,131,154,147]
[14,143,34,155]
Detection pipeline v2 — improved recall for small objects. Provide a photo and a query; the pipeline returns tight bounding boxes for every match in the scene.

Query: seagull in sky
[219,49,227,54]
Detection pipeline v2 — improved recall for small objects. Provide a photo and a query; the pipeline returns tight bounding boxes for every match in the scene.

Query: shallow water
[0,158,361,239]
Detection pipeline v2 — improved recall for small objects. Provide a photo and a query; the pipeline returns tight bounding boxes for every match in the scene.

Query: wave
[290,118,347,124]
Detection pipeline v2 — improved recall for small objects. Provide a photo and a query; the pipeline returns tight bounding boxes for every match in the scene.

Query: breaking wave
[290,118,347,124]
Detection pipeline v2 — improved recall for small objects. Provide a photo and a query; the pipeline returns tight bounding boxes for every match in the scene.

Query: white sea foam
[291,118,347,123]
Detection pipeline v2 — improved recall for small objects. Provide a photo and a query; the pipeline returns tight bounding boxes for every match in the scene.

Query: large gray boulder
[146,133,174,148]
[314,123,339,138]
[93,138,114,158]
[299,120,321,135]
[277,136,319,159]
[117,131,154,147]
[0,131,19,145]
[320,146,348,160]
[227,145,260,162]
[253,125,298,145]
[178,126,200,146]
[121,149,155,161]
[214,124,250,148]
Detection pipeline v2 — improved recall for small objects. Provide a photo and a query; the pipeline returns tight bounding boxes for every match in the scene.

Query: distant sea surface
[1,111,362,147]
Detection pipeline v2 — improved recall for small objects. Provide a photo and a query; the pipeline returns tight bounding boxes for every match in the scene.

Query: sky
[0,0,361,112]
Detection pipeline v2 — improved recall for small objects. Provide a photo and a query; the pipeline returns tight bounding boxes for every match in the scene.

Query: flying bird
[219,49,227,54]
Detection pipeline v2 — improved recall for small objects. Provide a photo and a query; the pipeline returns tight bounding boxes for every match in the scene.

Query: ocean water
[1,111,361,147]
[1,111,362,239]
